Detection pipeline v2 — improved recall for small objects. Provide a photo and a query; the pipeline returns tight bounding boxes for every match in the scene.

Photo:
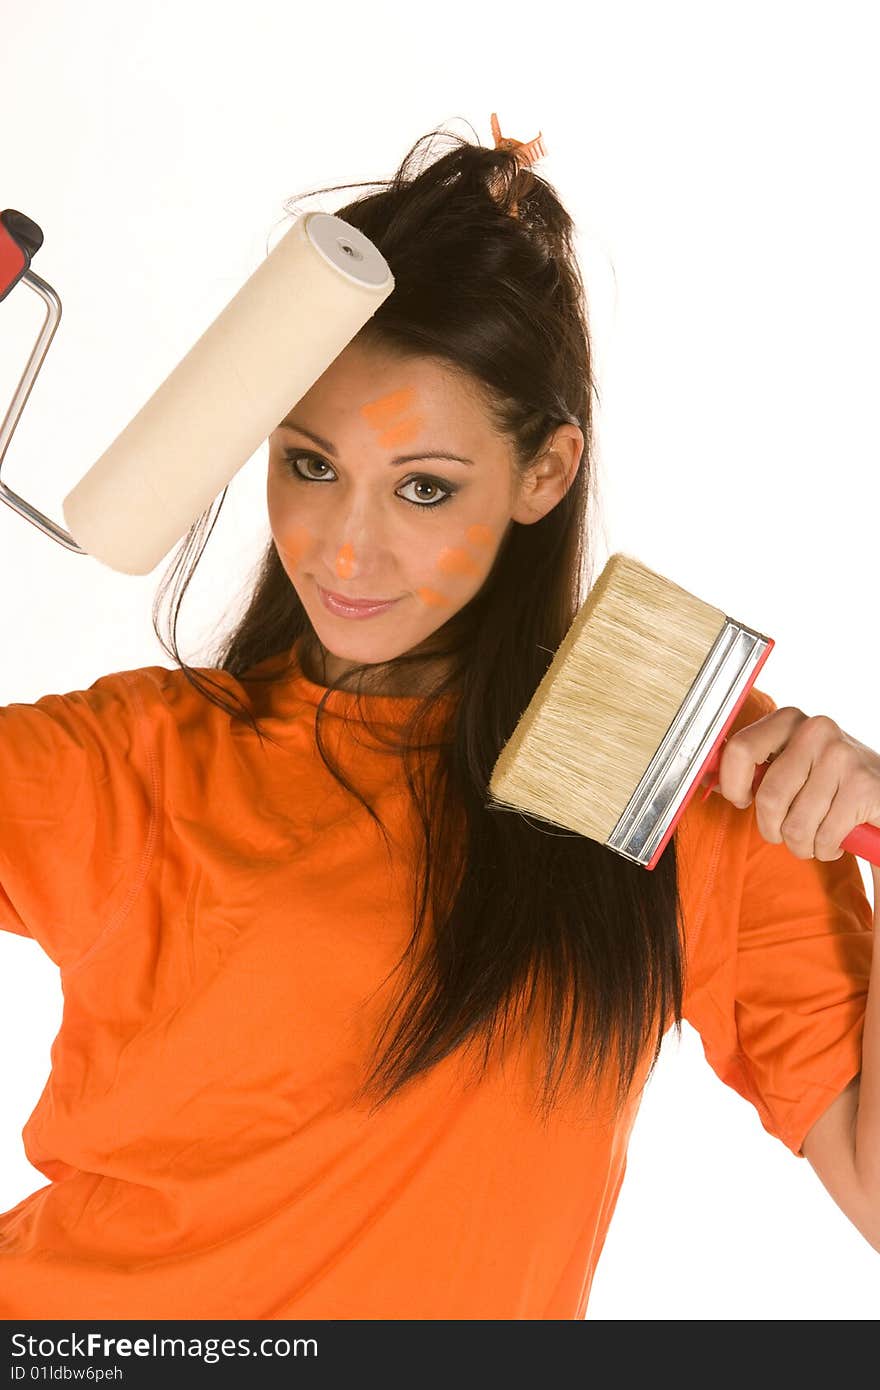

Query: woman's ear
[510,425,583,525]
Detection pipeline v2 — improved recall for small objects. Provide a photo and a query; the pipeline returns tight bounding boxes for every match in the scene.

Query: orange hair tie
[489,111,547,218]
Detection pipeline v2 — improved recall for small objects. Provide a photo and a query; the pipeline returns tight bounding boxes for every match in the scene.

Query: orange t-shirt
[0,646,873,1319]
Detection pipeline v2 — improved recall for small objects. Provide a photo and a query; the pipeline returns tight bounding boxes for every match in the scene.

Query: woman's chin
[304,617,409,679]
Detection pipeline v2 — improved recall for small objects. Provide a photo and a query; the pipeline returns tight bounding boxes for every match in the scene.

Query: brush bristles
[489,553,728,845]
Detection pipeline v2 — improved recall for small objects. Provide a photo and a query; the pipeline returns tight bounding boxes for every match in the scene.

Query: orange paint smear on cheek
[416,587,449,607]
[278,524,311,567]
[437,546,480,577]
[466,524,493,549]
[335,542,356,580]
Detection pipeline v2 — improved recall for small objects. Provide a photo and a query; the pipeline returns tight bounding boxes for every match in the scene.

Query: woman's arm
[802,874,879,1250]
[716,711,880,1251]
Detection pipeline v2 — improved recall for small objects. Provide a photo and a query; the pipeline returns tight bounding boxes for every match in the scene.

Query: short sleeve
[680,688,874,1158]
[0,670,156,973]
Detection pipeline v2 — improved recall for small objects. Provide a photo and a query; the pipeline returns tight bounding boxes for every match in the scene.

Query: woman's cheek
[275,522,312,571]
[415,524,496,608]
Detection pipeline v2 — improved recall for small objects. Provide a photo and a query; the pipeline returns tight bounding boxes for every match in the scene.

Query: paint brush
[488,552,880,870]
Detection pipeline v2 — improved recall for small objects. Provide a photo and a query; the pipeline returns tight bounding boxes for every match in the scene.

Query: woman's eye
[284,452,333,482]
[397,478,454,508]
[281,451,456,509]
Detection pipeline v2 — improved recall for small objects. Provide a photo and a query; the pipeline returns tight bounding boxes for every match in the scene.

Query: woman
[0,118,877,1319]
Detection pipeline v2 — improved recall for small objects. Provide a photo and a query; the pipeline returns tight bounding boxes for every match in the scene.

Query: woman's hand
[710,706,880,900]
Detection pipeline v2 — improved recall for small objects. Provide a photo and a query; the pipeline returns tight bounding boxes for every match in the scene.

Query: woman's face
[267,341,582,686]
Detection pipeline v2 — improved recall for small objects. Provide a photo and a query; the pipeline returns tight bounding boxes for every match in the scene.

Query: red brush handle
[700,759,880,867]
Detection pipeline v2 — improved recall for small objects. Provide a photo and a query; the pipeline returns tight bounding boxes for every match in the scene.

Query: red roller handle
[0,209,44,301]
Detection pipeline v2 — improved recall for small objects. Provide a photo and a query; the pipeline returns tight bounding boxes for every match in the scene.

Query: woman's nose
[325,497,391,584]
[334,541,357,583]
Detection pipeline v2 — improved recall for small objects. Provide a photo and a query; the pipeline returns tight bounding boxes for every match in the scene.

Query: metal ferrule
[606,619,772,866]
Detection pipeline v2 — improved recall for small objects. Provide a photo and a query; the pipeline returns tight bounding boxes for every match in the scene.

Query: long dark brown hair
[151,120,685,1126]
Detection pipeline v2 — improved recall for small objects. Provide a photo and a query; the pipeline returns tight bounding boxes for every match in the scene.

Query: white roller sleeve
[62,213,394,575]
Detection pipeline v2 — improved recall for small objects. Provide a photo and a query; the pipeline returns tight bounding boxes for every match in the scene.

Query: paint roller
[0,207,394,575]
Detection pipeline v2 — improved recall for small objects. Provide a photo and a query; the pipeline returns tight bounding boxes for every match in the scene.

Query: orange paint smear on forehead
[278,524,311,567]
[437,546,479,577]
[335,542,356,580]
[416,587,449,607]
[360,387,424,448]
[466,524,493,549]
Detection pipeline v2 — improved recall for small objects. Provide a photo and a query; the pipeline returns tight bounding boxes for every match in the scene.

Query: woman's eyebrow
[279,418,474,467]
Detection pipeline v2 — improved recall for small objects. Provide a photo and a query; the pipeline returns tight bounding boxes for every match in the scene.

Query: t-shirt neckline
[244,636,458,730]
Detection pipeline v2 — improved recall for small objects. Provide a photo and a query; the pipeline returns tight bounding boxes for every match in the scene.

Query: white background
[1,0,878,1319]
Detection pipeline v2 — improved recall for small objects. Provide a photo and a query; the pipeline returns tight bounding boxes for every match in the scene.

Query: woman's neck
[301,637,454,699]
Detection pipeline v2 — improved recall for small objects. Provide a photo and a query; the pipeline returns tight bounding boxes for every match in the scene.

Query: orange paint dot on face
[416,587,449,607]
[466,524,493,549]
[436,546,480,578]
[359,387,418,431]
[335,542,356,580]
[378,415,426,449]
[278,524,311,568]
[359,387,425,450]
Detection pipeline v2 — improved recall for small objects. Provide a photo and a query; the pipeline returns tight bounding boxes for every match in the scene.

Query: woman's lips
[315,581,401,619]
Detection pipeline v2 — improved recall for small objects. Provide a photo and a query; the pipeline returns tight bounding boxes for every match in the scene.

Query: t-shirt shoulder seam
[685,797,734,960]
[683,685,773,956]
[61,671,161,979]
